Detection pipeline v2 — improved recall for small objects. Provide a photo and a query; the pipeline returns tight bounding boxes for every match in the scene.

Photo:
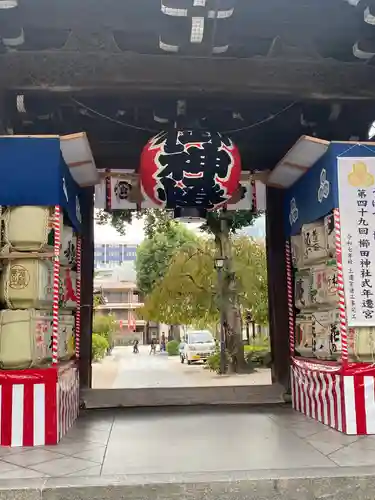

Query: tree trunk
[252,321,256,340]
[172,325,181,342]
[246,321,250,345]
[216,216,246,373]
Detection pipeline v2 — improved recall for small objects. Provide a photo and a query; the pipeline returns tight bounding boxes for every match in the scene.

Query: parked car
[180,330,215,364]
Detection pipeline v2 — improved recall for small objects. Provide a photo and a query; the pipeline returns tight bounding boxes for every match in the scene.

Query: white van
[180,330,215,364]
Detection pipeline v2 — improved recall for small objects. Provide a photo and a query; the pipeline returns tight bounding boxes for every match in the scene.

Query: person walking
[150,338,156,355]
[133,339,139,354]
[160,334,166,352]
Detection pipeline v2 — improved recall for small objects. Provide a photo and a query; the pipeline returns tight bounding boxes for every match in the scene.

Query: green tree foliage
[166,340,180,356]
[92,314,116,345]
[92,333,109,361]
[96,210,133,236]
[140,238,217,327]
[141,236,268,328]
[97,208,259,240]
[135,221,197,296]
[232,237,268,325]
[142,209,176,238]
[203,210,258,237]
[100,207,263,373]
[93,294,103,308]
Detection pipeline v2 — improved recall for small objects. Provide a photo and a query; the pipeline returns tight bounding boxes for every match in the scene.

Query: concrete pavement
[92,346,272,389]
[2,406,375,500]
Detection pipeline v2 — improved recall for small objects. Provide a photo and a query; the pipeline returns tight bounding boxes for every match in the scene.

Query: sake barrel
[0,205,3,252]
[350,326,375,362]
[59,267,77,310]
[0,259,53,309]
[310,266,327,306]
[0,309,48,369]
[4,206,60,251]
[294,271,312,309]
[60,226,77,267]
[324,213,336,258]
[302,221,327,265]
[325,262,338,306]
[295,313,313,357]
[312,310,333,360]
[44,313,75,361]
[291,234,303,269]
[60,313,75,360]
[328,309,341,358]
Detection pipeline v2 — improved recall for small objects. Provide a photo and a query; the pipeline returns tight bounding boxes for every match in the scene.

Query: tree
[140,236,268,357]
[140,238,218,328]
[135,221,197,296]
[232,237,268,325]
[142,209,176,239]
[92,314,116,346]
[100,207,261,372]
[96,209,133,236]
[202,210,259,371]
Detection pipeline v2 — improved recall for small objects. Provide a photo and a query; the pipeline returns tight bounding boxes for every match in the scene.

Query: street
[92,345,271,389]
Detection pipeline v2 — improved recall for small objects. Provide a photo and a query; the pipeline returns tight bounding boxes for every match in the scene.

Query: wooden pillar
[79,187,94,389]
[0,91,6,134]
[266,187,291,390]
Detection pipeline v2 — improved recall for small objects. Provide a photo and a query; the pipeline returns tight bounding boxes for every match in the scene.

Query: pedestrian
[160,334,166,352]
[150,338,156,355]
[133,339,139,354]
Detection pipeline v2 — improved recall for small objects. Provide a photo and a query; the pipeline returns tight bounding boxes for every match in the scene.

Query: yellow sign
[348,161,374,187]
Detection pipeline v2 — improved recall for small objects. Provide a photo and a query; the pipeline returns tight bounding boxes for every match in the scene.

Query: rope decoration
[334,208,348,365]
[75,236,81,359]
[285,240,295,355]
[52,206,61,365]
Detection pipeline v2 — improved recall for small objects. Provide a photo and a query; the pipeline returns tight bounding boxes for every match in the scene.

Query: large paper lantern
[140,130,241,210]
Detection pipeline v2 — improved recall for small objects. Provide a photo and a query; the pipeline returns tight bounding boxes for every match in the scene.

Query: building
[94,265,146,343]
[94,243,138,269]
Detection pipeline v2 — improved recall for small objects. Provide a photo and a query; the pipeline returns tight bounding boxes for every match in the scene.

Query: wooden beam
[266,187,291,390]
[2,51,375,99]
[79,187,94,390]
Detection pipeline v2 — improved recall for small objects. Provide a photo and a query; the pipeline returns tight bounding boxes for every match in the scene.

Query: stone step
[82,384,284,409]
[3,468,375,500]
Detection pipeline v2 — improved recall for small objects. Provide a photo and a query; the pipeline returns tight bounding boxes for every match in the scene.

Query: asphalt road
[93,346,271,389]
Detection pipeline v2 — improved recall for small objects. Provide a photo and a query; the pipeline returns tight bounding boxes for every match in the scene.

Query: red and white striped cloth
[291,359,343,432]
[0,363,79,447]
[58,363,80,440]
[291,358,375,435]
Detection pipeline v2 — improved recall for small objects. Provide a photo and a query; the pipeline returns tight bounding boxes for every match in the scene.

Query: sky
[94,214,266,244]
[94,217,145,244]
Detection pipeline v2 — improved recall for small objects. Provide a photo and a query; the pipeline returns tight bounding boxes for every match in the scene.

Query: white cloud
[94,217,145,244]
[94,215,261,245]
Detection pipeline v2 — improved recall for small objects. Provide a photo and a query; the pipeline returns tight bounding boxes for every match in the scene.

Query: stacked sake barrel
[0,206,76,369]
[291,212,340,361]
[292,211,375,362]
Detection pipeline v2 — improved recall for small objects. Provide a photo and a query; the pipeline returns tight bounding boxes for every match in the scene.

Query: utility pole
[214,212,230,374]
[216,257,226,374]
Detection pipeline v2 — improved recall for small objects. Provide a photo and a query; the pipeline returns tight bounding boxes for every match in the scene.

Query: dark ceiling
[1,0,375,172]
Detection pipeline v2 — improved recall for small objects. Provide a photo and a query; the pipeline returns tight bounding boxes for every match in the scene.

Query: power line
[71,97,297,135]
[221,101,298,134]
[71,98,159,132]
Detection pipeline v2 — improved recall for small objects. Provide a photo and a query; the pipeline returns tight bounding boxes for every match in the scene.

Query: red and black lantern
[140,130,241,210]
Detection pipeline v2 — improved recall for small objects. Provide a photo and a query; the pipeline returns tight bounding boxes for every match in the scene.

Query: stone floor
[92,346,272,389]
[0,405,375,479]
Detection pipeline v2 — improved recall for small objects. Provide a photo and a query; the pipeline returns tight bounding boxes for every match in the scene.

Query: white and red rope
[75,236,81,359]
[285,240,295,355]
[52,206,61,365]
[334,208,348,365]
